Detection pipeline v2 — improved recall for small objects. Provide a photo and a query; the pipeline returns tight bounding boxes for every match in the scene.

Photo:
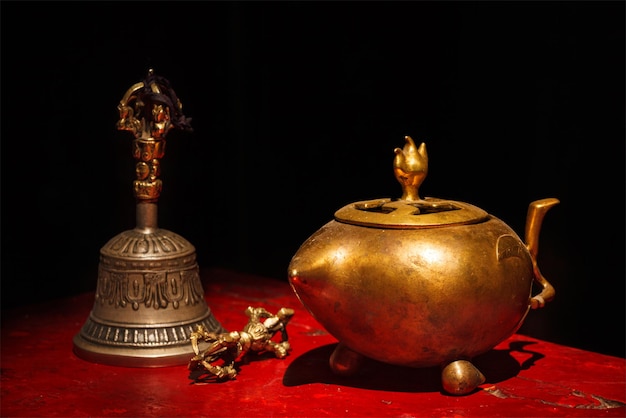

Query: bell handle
[115,69,194,230]
[524,198,560,309]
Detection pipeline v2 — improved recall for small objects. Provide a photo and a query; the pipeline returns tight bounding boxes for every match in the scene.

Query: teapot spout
[524,198,560,309]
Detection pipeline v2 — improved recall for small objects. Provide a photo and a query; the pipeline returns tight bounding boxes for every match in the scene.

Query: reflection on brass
[441,360,486,396]
[393,136,428,201]
[188,307,294,381]
[289,135,559,395]
[73,70,225,367]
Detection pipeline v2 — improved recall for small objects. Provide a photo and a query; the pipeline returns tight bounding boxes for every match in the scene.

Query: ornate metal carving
[73,70,224,367]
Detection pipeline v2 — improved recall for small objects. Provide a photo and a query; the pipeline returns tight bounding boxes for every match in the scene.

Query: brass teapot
[288,136,559,395]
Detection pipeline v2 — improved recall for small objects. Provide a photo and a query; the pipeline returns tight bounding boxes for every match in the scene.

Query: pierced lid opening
[334,136,489,229]
[335,197,488,229]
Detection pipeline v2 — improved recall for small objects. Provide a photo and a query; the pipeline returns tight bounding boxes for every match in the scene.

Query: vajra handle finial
[116,69,193,203]
[393,136,428,201]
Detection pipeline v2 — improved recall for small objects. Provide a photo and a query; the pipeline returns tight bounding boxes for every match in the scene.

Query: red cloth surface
[2,268,624,417]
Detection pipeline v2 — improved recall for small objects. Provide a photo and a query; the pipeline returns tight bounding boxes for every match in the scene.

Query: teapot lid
[334,136,488,229]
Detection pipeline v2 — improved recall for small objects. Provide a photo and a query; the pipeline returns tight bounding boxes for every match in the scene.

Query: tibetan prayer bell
[73,70,225,367]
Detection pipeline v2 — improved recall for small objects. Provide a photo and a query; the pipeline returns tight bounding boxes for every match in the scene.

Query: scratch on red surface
[484,383,626,409]
[483,386,507,399]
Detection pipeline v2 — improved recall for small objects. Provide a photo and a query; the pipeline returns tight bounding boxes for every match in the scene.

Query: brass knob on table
[73,69,225,367]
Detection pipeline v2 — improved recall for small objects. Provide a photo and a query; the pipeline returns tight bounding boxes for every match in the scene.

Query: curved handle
[525,198,560,309]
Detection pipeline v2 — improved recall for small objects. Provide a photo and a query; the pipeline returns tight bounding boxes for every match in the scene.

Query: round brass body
[289,137,558,394]
[288,213,534,368]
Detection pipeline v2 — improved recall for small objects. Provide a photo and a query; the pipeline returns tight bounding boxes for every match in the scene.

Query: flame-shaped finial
[393,136,428,201]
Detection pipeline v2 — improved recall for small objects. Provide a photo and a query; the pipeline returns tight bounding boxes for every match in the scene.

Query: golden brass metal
[73,70,225,367]
[288,135,559,395]
[188,306,295,381]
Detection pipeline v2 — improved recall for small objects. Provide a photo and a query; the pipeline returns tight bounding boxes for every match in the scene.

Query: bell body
[288,215,534,368]
[73,226,225,367]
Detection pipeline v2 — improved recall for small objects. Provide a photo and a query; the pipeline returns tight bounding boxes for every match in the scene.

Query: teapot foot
[441,359,486,395]
[329,342,365,376]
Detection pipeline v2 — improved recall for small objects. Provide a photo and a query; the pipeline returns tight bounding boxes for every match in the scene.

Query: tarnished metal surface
[289,136,559,395]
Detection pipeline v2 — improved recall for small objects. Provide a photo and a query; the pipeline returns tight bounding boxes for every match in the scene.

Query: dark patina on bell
[73,70,225,367]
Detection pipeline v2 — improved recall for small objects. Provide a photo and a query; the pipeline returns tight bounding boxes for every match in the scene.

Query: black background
[2,1,624,358]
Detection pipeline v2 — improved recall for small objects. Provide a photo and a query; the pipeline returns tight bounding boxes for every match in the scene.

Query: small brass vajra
[188,306,295,382]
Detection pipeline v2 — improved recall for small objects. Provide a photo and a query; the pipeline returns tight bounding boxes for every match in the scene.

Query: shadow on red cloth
[188,350,283,383]
[283,340,544,395]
